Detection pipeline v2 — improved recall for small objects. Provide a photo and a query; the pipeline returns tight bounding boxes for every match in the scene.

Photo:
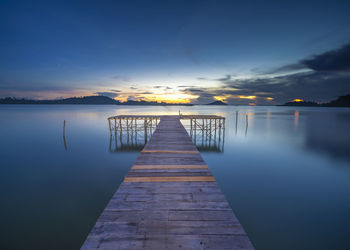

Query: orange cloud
[292,99,304,102]
[239,95,256,100]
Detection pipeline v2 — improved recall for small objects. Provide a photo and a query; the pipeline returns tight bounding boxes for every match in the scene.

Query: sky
[1,0,350,104]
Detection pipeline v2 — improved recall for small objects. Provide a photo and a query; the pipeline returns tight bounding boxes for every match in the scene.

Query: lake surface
[1,105,350,250]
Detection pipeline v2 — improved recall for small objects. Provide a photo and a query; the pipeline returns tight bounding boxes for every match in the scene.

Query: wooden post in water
[63,120,66,137]
[108,118,111,134]
[214,118,217,145]
[245,114,248,136]
[144,119,147,144]
[119,118,122,145]
[235,111,238,135]
[63,120,67,150]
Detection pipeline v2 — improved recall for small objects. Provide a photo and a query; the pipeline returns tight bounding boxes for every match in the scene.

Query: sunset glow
[292,99,304,102]
[115,92,199,104]
[239,96,256,100]
[213,95,230,102]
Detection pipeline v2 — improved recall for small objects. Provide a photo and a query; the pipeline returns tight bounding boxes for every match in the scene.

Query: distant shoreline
[0,94,349,107]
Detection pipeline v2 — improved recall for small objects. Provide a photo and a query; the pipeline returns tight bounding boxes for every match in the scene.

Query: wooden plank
[141,150,200,154]
[126,172,212,177]
[124,176,216,182]
[131,164,209,170]
[82,116,254,249]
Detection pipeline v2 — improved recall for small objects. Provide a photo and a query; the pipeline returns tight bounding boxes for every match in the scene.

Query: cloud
[152,86,172,90]
[112,75,131,82]
[302,44,350,72]
[184,88,204,93]
[184,71,350,104]
[187,44,350,104]
[177,85,196,88]
[272,43,350,74]
[197,75,234,82]
[95,91,119,98]
[217,75,231,82]
[130,87,137,90]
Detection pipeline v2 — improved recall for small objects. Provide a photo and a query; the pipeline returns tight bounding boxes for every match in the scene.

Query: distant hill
[119,100,192,106]
[0,96,193,105]
[0,96,119,104]
[281,94,350,107]
[206,100,228,105]
[325,94,350,107]
[281,101,319,107]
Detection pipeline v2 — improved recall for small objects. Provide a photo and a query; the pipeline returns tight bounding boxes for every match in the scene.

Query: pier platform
[82,116,254,249]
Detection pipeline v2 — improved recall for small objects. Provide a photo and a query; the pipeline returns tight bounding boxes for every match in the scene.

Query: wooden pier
[82,116,254,249]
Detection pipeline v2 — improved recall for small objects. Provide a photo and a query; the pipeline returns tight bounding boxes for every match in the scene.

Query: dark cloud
[95,91,119,98]
[130,87,137,90]
[301,44,350,72]
[139,91,153,94]
[217,75,231,82]
[197,75,233,82]
[185,44,350,104]
[152,86,172,90]
[272,43,350,74]
[184,88,204,93]
[177,85,196,88]
[95,89,121,98]
[183,71,350,104]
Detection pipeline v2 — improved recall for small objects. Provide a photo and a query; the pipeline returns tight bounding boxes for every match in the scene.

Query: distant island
[282,94,350,107]
[206,100,228,105]
[0,96,193,106]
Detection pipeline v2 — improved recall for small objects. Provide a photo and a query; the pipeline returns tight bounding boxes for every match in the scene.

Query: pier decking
[82,116,254,249]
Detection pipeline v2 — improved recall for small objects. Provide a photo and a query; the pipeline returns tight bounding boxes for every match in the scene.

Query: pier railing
[108,115,225,152]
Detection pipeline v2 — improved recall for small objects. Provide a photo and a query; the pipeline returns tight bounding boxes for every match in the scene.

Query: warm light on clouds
[248,103,256,106]
[266,97,274,100]
[213,95,230,102]
[292,99,304,102]
[114,90,199,104]
[143,93,199,104]
[239,95,256,100]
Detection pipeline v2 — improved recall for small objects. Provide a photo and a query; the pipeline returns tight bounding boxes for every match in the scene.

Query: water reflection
[1,105,350,250]
[233,111,249,137]
[108,116,159,152]
[294,110,299,129]
[304,111,350,162]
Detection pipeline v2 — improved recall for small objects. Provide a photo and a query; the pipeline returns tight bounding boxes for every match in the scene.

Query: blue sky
[1,0,350,104]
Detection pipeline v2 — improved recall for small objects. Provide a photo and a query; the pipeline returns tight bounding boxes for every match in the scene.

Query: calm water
[1,105,350,250]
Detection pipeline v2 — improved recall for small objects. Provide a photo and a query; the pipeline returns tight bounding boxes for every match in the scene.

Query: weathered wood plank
[126,172,212,177]
[81,116,254,249]
[131,164,209,170]
[124,176,215,182]
[141,150,200,154]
